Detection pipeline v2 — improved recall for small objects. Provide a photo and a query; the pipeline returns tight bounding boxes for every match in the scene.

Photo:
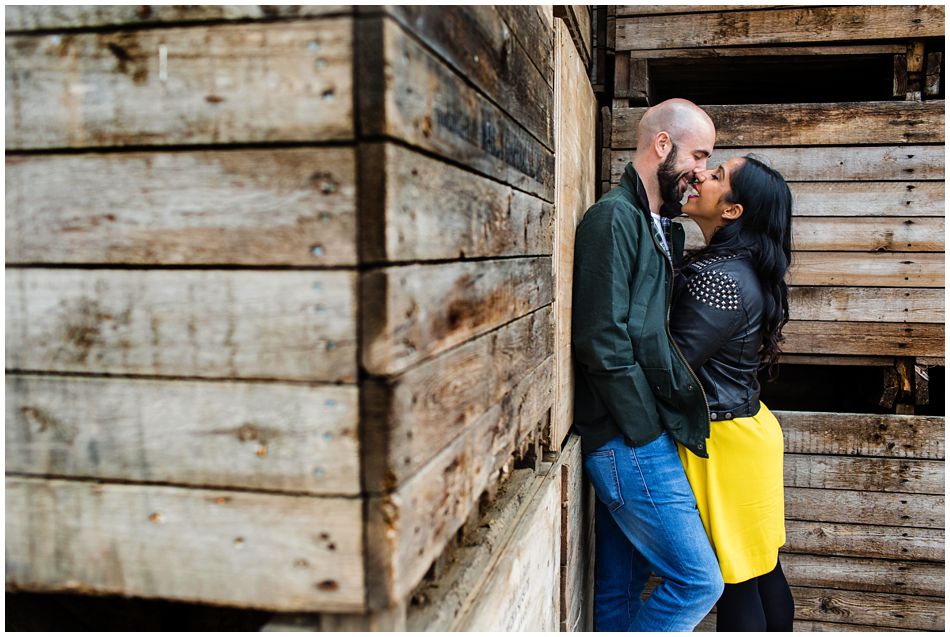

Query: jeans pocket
[584,449,624,512]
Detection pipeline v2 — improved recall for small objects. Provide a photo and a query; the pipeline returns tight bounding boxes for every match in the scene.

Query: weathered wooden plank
[358,17,554,201]
[366,358,554,608]
[781,553,943,597]
[788,252,944,288]
[5,5,348,30]
[612,147,946,183]
[358,143,553,263]
[791,183,944,218]
[682,215,944,253]
[790,586,943,631]
[779,354,898,367]
[784,520,944,563]
[616,6,945,51]
[784,454,943,495]
[5,375,359,495]
[697,614,914,632]
[785,487,944,529]
[5,477,364,611]
[404,469,539,631]
[551,20,597,451]
[5,149,357,266]
[788,287,944,324]
[616,5,781,17]
[776,411,945,460]
[496,5,555,88]
[362,307,553,492]
[456,468,561,631]
[383,6,553,151]
[5,269,356,382]
[782,321,944,358]
[612,102,945,148]
[680,216,945,255]
[361,257,553,376]
[628,44,907,59]
[925,52,943,96]
[5,21,353,150]
[559,435,593,632]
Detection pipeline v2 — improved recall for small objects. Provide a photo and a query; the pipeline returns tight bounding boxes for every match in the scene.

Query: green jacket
[572,163,710,457]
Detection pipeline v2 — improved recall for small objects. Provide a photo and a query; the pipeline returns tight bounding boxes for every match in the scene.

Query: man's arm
[572,207,660,429]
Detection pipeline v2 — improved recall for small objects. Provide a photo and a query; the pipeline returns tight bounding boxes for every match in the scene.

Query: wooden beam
[5,21,354,150]
[362,307,553,492]
[787,252,944,288]
[361,257,552,376]
[785,487,944,529]
[5,5,347,30]
[5,476,365,612]
[6,269,357,382]
[781,553,943,597]
[629,43,907,59]
[789,287,944,324]
[615,6,945,51]
[906,41,926,100]
[358,17,554,201]
[782,321,944,358]
[612,147,946,183]
[551,21,597,451]
[5,375,360,495]
[784,455,943,495]
[615,5,782,17]
[776,411,945,460]
[358,143,553,264]
[779,354,897,367]
[612,101,945,148]
[784,520,943,563]
[5,149,357,266]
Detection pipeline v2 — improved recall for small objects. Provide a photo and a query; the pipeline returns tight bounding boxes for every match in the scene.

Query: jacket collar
[620,162,653,216]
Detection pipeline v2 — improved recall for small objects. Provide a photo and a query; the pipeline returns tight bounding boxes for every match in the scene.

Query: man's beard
[657,143,687,218]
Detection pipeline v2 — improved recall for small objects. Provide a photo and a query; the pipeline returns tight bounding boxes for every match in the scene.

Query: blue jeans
[584,432,723,631]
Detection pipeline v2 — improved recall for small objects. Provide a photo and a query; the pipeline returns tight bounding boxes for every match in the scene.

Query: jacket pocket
[642,366,673,400]
[584,449,624,512]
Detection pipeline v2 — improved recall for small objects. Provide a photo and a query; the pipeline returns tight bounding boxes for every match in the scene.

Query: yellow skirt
[677,402,786,584]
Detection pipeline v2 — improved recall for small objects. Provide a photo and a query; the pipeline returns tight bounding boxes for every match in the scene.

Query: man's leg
[585,432,723,632]
[591,498,652,630]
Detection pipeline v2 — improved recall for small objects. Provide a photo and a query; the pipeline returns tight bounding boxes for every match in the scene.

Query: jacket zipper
[653,226,711,440]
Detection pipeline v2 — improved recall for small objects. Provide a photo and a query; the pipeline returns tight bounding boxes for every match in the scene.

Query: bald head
[636,98,715,150]
[631,99,716,215]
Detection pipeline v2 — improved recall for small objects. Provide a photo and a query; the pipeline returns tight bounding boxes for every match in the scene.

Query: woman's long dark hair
[684,155,793,378]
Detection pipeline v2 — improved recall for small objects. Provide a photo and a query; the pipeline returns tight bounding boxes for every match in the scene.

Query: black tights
[715,559,794,632]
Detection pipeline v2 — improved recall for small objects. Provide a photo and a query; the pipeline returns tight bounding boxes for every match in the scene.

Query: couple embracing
[572,98,794,632]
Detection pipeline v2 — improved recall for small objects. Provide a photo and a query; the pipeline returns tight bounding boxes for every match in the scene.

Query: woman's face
[682,157,745,223]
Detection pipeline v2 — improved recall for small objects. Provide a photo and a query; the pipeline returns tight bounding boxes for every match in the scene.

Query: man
[572,99,722,631]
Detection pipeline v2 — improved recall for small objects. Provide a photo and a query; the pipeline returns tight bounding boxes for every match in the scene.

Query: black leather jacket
[670,246,764,421]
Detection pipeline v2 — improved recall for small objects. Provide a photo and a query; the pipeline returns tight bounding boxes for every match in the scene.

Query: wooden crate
[602,4,945,364]
[4,5,561,620]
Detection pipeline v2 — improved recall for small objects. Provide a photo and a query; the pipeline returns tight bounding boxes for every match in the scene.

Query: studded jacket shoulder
[669,250,765,421]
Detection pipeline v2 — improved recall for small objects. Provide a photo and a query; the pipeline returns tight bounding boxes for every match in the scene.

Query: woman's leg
[757,559,795,631]
[715,579,766,632]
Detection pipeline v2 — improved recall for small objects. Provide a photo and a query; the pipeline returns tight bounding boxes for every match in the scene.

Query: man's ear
[722,202,744,221]
[654,131,672,158]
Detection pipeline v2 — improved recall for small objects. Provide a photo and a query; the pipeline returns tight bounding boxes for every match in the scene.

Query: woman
[671,155,794,631]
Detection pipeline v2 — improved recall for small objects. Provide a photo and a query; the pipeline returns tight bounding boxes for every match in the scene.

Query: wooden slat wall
[608,100,945,359]
[356,7,558,611]
[4,10,364,613]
